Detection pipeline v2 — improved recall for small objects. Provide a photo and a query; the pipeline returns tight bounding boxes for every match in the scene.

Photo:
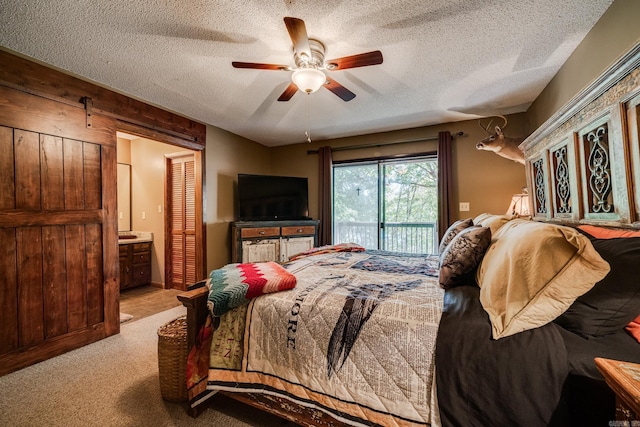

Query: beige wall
[528,0,640,129]
[204,126,272,269]
[202,115,527,273]
[271,113,528,222]
[116,137,131,163]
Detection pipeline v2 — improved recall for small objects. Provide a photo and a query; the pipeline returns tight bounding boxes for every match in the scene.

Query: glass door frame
[332,152,438,254]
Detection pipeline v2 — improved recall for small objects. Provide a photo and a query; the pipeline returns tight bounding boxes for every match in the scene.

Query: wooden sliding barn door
[0,85,118,375]
[166,152,202,290]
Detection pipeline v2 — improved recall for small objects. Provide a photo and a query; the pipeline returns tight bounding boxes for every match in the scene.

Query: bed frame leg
[176,280,212,417]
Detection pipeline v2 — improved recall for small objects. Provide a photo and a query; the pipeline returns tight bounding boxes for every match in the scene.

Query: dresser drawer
[241,227,280,239]
[281,225,316,236]
[119,244,130,257]
[133,242,152,252]
[132,251,150,265]
[231,221,318,263]
[132,264,151,286]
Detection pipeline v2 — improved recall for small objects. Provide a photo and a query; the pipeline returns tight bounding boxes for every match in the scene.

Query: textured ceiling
[0,0,614,146]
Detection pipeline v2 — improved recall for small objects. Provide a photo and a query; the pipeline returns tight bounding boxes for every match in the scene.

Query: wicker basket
[157,315,188,402]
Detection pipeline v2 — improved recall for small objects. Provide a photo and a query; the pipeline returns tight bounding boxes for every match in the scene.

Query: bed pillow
[626,314,640,344]
[473,213,512,235]
[439,226,491,289]
[578,224,640,239]
[438,218,473,254]
[477,219,610,339]
[554,236,640,338]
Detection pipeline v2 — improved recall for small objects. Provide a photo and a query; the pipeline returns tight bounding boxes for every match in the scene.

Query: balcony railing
[334,221,438,255]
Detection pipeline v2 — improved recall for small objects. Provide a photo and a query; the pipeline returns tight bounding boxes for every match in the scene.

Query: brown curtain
[437,131,454,242]
[318,146,333,245]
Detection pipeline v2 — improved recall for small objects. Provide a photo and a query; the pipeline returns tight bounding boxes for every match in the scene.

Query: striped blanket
[207,262,297,317]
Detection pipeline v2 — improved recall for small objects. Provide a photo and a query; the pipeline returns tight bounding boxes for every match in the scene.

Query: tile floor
[119,285,183,322]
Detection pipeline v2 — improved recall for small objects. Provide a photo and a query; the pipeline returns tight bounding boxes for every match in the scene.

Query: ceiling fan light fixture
[291,68,326,94]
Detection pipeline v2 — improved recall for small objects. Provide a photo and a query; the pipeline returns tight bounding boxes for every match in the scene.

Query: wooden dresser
[231,220,319,263]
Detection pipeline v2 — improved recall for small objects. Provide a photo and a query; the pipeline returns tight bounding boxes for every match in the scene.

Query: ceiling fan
[232,17,383,102]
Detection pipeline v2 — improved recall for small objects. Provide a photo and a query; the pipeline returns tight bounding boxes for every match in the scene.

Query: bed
[178,217,640,426]
[176,42,640,426]
[182,249,444,427]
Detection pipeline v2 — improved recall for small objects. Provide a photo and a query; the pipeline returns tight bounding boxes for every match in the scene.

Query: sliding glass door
[333,163,380,249]
[333,156,438,254]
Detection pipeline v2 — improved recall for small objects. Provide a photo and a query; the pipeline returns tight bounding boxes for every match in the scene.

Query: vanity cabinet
[231,220,319,263]
[119,241,152,290]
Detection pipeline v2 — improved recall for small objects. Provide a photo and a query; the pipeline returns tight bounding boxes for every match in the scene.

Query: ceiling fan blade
[324,76,355,102]
[325,50,383,70]
[277,83,298,101]
[232,61,290,70]
[284,17,311,58]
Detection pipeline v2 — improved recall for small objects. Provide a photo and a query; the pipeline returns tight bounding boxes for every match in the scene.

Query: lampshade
[291,68,326,94]
[507,193,531,217]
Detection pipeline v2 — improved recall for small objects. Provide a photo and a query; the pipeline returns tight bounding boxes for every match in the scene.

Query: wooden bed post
[176,281,213,418]
[177,281,209,350]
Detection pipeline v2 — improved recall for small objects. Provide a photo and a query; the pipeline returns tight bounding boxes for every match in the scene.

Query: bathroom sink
[119,235,138,240]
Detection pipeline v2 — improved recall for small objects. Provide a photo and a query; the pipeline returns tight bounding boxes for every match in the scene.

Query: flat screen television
[237,174,310,221]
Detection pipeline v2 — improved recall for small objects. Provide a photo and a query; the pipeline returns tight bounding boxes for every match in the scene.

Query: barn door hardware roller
[81,96,93,128]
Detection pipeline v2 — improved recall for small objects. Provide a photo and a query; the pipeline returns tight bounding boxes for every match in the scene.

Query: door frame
[116,123,207,285]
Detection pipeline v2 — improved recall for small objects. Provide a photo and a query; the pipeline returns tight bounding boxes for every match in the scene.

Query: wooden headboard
[521,42,640,229]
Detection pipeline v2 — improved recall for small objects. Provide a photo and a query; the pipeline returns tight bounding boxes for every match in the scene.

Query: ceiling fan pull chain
[305,94,312,143]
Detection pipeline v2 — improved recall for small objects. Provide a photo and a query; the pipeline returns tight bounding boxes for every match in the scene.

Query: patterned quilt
[190,251,443,427]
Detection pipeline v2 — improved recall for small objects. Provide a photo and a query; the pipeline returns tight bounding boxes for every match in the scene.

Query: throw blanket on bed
[190,251,443,427]
[288,242,365,261]
[207,262,297,317]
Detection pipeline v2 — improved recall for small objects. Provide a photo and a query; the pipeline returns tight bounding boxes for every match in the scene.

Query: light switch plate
[459,202,470,212]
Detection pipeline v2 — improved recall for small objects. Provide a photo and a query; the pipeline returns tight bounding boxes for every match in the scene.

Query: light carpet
[0,306,289,427]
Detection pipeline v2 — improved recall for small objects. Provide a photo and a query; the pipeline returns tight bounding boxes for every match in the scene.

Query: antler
[497,115,507,130]
[478,115,508,134]
[478,119,493,134]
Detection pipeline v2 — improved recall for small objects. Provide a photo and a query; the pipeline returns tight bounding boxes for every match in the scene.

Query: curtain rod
[306,132,464,154]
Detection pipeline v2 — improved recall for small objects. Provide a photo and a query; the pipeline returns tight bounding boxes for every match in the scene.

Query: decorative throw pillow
[477,219,610,339]
[555,237,640,338]
[439,226,491,289]
[473,213,512,236]
[438,218,473,254]
[626,314,640,344]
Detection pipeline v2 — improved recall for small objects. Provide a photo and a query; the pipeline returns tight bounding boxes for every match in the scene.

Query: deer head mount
[475,116,525,164]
